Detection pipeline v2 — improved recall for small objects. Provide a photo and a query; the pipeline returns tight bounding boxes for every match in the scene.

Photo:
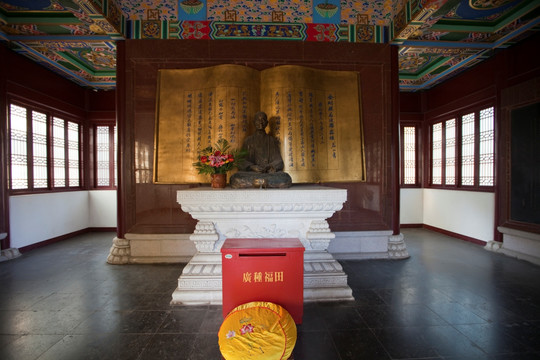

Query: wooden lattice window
[430,106,495,190]
[94,124,117,188]
[8,102,82,192]
[401,125,419,186]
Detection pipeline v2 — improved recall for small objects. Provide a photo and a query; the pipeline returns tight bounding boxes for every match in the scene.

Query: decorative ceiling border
[128,20,387,43]
[391,0,540,91]
[1,0,538,92]
[9,40,117,89]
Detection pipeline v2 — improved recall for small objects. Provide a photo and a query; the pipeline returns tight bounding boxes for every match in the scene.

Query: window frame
[7,98,84,195]
[92,121,117,190]
[400,121,422,188]
[427,102,496,192]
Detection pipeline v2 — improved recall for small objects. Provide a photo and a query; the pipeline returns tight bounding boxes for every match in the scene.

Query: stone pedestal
[0,233,21,262]
[388,233,410,259]
[171,185,353,305]
[485,227,540,266]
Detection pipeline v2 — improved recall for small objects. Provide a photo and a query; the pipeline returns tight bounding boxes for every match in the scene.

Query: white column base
[107,237,130,264]
[0,247,21,262]
[388,233,410,259]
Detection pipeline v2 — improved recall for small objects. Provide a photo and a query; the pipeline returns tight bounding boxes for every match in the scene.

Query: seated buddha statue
[230,111,292,189]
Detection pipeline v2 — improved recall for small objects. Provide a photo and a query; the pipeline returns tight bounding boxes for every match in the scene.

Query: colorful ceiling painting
[393,0,540,90]
[0,0,538,91]
[0,0,123,89]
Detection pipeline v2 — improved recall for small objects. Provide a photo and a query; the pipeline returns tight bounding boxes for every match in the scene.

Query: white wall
[9,190,117,249]
[401,188,495,242]
[400,188,423,224]
[9,187,494,248]
[88,190,117,228]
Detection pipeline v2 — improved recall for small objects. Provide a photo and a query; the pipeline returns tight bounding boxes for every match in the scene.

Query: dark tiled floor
[1,228,540,359]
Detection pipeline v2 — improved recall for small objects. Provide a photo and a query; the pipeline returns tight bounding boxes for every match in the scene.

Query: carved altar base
[171,185,353,305]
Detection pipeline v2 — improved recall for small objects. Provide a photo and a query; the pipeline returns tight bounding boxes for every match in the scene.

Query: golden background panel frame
[154,64,365,184]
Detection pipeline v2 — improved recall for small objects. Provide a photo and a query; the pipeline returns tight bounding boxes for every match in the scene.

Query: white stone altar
[171,185,354,305]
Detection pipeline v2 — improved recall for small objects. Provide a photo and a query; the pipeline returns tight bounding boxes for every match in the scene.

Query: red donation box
[221,238,305,324]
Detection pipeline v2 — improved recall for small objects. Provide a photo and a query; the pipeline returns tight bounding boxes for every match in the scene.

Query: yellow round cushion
[218,301,297,360]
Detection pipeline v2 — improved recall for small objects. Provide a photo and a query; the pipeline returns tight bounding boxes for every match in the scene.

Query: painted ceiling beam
[431,1,540,33]
[5,35,116,41]
[406,16,540,51]
[0,17,79,25]
[13,42,100,87]
[419,50,486,89]
[391,0,450,42]
[399,56,449,80]
[400,39,494,49]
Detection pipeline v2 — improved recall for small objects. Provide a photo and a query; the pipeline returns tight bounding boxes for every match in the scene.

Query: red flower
[192,138,244,176]
[240,324,254,335]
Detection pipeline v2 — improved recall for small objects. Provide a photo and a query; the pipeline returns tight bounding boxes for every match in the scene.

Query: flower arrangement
[193,138,244,175]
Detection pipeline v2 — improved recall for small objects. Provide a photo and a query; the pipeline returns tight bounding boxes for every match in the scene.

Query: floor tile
[461,301,525,324]
[0,309,93,335]
[491,352,540,359]
[357,304,445,328]
[318,305,367,330]
[454,323,532,355]
[371,326,439,359]
[190,332,223,360]
[158,308,208,334]
[426,302,487,325]
[296,303,326,332]
[0,334,63,360]
[292,330,340,360]
[499,321,540,351]
[139,333,196,360]
[37,333,151,360]
[422,325,488,358]
[199,306,225,334]
[350,289,386,307]
[332,329,390,360]
[74,309,169,334]
[0,229,539,360]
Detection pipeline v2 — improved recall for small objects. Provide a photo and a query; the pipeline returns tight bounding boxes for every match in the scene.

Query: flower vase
[211,173,227,189]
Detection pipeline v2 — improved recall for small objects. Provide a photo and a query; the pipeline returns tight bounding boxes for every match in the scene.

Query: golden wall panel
[154,64,365,184]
